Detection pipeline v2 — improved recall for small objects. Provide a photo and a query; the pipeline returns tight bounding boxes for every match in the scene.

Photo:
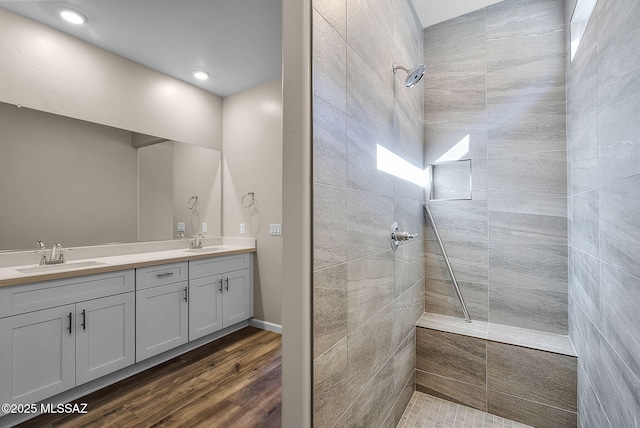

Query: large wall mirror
[0,0,281,252]
[0,101,221,251]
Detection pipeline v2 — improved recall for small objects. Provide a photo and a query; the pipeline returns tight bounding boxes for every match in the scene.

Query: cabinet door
[0,305,75,405]
[76,293,135,385]
[223,269,252,327]
[136,282,189,362]
[189,274,223,341]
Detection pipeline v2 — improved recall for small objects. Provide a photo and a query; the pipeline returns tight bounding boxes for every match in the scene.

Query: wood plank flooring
[17,327,282,428]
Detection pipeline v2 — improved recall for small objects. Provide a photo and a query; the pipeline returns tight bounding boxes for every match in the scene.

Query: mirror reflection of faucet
[36,241,65,265]
[190,233,205,249]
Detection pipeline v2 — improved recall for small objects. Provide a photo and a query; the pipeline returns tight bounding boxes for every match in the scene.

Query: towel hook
[187,195,198,210]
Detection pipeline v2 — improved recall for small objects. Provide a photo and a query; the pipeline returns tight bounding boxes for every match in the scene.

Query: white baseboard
[249,318,282,334]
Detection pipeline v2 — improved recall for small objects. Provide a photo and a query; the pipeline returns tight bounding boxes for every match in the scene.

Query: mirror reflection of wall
[0,102,221,251]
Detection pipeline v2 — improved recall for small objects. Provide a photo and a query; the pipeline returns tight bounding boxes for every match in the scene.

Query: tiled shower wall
[423,0,568,335]
[311,0,425,426]
[565,0,640,426]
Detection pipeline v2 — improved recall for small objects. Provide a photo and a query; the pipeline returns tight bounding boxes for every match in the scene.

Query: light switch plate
[269,224,282,236]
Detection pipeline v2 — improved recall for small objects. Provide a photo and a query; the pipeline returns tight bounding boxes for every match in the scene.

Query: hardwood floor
[17,327,282,428]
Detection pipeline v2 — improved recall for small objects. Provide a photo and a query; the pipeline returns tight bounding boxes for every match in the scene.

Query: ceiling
[0,0,282,97]
[411,0,505,28]
[0,0,502,97]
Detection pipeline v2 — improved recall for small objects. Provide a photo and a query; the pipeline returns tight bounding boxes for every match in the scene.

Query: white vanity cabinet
[135,262,189,362]
[0,270,135,406]
[188,253,253,340]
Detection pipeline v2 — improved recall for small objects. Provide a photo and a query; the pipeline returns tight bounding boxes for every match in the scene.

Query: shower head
[392,63,426,88]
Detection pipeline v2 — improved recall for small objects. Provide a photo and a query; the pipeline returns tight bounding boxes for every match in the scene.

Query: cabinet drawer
[0,270,134,319]
[189,253,252,279]
[135,262,188,290]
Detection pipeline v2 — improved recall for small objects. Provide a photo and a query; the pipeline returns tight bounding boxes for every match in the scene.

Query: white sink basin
[16,260,106,274]
[183,246,220,253]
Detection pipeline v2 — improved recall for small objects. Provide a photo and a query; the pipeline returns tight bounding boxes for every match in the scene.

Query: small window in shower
[429,159,472,201]
[570,0,598,62]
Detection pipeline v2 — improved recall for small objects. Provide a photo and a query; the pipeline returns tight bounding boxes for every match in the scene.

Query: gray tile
[346,46,394,141]
[424,112,488,165]
[394,104,424,167]
[346,0,394,89]
[487,390,577,428]
[600,263,640,380]
[488,151,567,199]
[347,250,394,333]
[487,115,566,157]
[361,0,393,36]
[489,285,568,334]
[346,117,394,195]
[314,337,348,428]
[423,33,486,89]
[487,323,576,356]
[347,303,394,403]
[416,328,487,387]
[313,9,346,112]
[487,341,577,411]
[572,189,599,256]
[426,239,488,284]
[593,336,640,428]
[487,56,566,121]
[426,75,486,116]
[347,189,395,260]
[394,241,424,298]
[314,184,348,270]
[393,328,415,398]
[348,355,395,428]
[485,0,565,73]
[568,120,598,195]
[313,0,346,38]
[568,247,600,328]
[568,297,601,385]
[314,264,348,358]
[424,279,488,322]
[416,370,487,411]
[489,198,567,245]
[597,68,640,186]
[423,8,485,50]
[393,371,415,425]
[489,243,567,291]
[599,175,640,278]
[393,281,423,349]
[577,367,612,428]
[427,200,488,242]
[313,96,347,187]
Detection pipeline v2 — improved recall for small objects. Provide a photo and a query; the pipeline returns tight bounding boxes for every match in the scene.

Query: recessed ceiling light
[194,71,209,80]
[60,9,87,25]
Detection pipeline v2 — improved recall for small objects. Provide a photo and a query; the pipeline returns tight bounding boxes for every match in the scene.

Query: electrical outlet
[240,223,245,235]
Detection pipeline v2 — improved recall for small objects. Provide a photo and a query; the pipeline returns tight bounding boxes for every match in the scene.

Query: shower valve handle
[390,222,417,250]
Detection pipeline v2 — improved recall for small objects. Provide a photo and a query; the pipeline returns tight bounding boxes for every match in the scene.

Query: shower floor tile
[397,392,533,428]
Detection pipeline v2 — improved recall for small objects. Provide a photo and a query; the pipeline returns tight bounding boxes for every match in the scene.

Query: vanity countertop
[0,241,256,288]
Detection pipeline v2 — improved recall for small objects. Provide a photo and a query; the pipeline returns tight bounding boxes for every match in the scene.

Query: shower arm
[392,64,410,74]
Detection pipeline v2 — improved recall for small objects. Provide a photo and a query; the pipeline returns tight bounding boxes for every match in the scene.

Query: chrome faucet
[190,234,205,249]
[37,241,65,265]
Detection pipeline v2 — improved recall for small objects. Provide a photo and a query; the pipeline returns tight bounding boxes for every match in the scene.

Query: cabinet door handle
[68,312,73,334]
[157,272,174,278]
[184,286,188,302]
[225,277,229,291]
[219,278,223,293]
[81,309,86,330]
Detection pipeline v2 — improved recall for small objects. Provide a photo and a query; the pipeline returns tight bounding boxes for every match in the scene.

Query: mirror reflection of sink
[16,260,106,274]
[184,246,220,253]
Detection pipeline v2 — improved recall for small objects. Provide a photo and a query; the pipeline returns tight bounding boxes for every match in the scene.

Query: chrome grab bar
[424,204,471,323]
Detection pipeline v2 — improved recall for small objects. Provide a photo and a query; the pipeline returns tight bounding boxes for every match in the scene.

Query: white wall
[222,79,283,325]
[0,8,222,150]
